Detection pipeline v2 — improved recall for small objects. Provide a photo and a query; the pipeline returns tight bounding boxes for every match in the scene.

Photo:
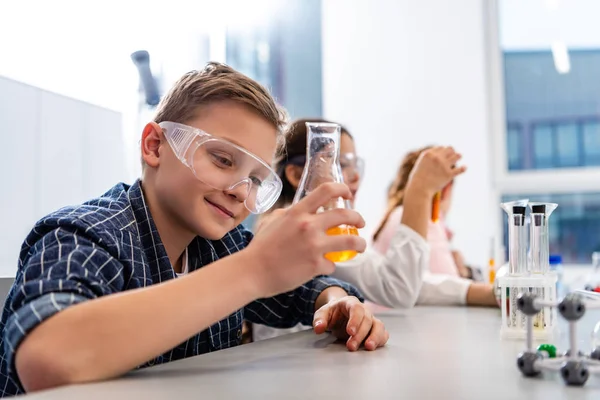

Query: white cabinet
[0,78,39,274]
[84,105,128,198]
[38,91,87,214]
[0,76,126,276]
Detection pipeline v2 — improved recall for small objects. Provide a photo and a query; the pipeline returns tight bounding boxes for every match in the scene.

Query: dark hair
[271,118,353,211]
[372,146,432,241]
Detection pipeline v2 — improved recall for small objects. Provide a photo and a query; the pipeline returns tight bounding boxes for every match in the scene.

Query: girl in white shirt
[251,119,496,342]
[371,147,497,307]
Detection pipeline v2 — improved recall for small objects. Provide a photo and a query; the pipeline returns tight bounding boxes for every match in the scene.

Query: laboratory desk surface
[20,306,600,400]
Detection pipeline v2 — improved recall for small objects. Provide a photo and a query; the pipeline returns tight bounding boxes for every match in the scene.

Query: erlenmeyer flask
[292,122,359,262]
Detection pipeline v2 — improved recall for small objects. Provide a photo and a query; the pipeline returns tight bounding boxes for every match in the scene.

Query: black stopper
[513,206,526,215]
[531,204,546,213]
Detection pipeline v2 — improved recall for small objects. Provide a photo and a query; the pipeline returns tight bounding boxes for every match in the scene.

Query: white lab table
[20,306,600,399]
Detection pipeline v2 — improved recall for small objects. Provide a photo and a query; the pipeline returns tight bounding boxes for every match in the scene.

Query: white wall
[322,0,495,266]
[0,76,127,277]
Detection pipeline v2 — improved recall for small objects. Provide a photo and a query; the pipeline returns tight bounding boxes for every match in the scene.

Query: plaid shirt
[0,180,361,396]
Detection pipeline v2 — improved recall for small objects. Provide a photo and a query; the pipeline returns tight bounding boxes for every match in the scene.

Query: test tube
[529,203,557,274]
[501,199,529,330]
[529,202,558,329]
[488,237,496,284]
[530,205,546,328]
[508,206,527,327]
[431,192,441,222]
[508,206,527,275]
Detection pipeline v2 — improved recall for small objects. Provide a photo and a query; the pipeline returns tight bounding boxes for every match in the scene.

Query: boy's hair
[151,62,288,153]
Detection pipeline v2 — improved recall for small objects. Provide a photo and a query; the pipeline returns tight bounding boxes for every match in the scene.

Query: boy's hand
[313,296,389,351]
[246,182,367,298]
[407,146,467,197]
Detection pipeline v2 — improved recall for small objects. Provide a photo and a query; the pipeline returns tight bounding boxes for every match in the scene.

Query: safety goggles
[286,153,364,185]
[159,121,282,214]
[339,153,365,184]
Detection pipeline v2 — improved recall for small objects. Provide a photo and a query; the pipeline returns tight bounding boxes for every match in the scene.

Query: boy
[0,63,388,396]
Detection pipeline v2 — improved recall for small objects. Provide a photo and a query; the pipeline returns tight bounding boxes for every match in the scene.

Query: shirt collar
[126,179,174,281]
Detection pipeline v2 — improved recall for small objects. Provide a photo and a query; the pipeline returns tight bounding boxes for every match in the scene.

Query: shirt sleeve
[4,226,126,385]
[244,276,364,328]
[416,271,471,305]
[332,224,429,308]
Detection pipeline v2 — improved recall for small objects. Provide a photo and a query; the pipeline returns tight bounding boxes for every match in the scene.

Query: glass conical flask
[292,122,358,262]
[528,202,558,274]
[500,199,529,275]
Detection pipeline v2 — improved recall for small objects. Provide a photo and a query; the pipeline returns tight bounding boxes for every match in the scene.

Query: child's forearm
[400,182,435,239]
[15,250,262,393]
[465,283,498,307]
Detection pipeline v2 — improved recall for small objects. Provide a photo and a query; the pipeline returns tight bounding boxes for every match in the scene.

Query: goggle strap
[163,123,197,160]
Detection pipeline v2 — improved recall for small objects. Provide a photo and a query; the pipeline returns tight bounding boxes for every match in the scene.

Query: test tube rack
[498,274,558,340]
[515,292,600,386]
[498,200,558,340]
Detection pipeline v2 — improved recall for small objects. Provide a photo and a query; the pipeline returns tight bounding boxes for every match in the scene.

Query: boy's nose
[224,180,250,201]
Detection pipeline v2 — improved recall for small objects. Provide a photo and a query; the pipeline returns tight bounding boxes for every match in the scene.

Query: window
[225,0,322,120]
[532,124,554,169]
[493,0,600,264]
[555,123,580,167]
[502,49,600,171]
[583,121,600,165]
[507,124,523,170]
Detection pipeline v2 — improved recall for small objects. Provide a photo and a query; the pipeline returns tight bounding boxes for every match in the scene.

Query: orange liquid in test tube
[488,258,496,284]
[325,226,359,262]
[431,192,441,222]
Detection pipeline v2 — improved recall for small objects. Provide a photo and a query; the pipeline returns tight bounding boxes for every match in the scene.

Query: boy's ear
[141,122,163,168]
[285,165,303,189]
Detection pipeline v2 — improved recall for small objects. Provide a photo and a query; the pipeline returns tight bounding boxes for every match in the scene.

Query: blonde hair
[155,62,287,127]
[144,62,288,167]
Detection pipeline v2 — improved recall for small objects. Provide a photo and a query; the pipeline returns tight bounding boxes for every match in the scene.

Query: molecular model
[516,292,600,386]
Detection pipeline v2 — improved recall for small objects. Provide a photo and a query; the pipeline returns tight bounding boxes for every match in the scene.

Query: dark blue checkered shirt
[0,180,361,396]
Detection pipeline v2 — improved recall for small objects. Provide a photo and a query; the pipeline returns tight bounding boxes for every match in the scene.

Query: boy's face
[154,101,278,240]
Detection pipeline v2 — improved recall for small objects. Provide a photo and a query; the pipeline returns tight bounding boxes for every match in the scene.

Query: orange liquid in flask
[325,226,359,262]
